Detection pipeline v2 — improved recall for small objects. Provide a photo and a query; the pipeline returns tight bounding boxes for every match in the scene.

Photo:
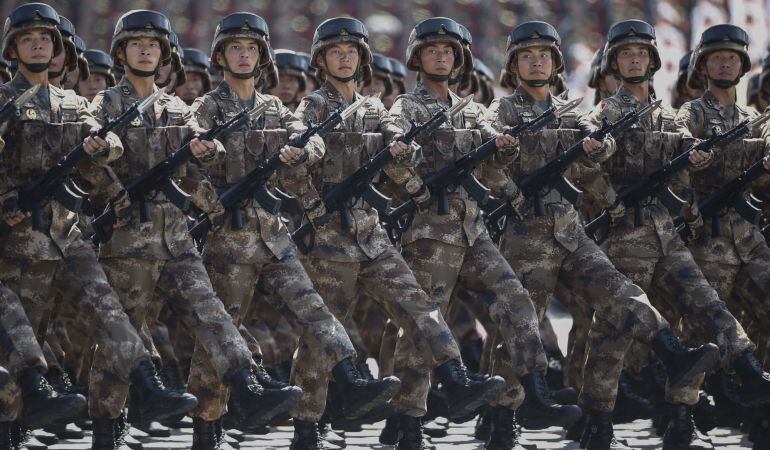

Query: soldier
[270,49,308,111]
[360,53,393,99]
[78,50,115,102]
[66,35,89,91]
[89,9,301,441]
[473,59,495,107]
[177,48,211,104]
[47,14,77,89]
[484,21,719,450]
[753,55,770,112]
[384,16,585,446]
[672,51,703,109]
[587,47,619,106]
[297,51,319,99]
[0,4,201,448]
[0,56,11,83]
[189,12,401,448]
[288,16,507,449]
[584,19,770,450]
[675,23,770,448]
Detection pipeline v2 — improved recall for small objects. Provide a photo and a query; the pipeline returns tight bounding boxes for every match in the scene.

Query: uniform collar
[413,81,462,106]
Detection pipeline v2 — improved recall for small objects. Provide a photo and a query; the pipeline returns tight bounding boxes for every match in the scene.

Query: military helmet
[2,3,64,62]
[474,59,494,81]
[602,19,661,77]
[275,49,308,91]
[84,49,115,86]
[759,53,770,93]
[310,17,372,71]
[747,72,761,107]
[457,23,474,75]
[210,12,272,72]
[181,48,211,92]
[73,35,90,80]
[260,46,279,90]
[406,17,464,71]
[57,15,78,72]
[167,31,186,86]
[0,55,12,81]
[588,47,605,89]
[687,24,751,90]
[388,57,406,93]
[367,53,393,96]
[505,21,564,75]
[110,10,172,69]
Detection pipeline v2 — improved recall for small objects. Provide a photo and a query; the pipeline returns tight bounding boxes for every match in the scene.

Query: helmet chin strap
[47,68,64,79]
[708,76,740,89]
[620,68,652,84]
[519,76,552,88]
[223,58,261,80]
[422,70,450,82]
[125,62,158,78]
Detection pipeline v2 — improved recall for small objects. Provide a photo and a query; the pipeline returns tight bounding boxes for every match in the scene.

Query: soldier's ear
[215,52,225,68]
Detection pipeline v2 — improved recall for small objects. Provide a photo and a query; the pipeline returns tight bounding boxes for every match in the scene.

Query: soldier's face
[49,49,66,73]
[417,42,454,76]
[78,72,108,101]
[360,75,386,97]
[614,44,650,78]
[64,66,79,89]
[219,38,260,74]
[177,72,204,102]
[271,73,300,103]
[319,43,360,79]
[705,50,742,82]
[11,29,54,65]
[515,46,553,81]
[121,37,162,71]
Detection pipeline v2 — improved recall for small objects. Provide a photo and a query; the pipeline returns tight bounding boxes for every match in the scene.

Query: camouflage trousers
[400,235,546,411]
[554,280,593,391]
[99,250,252,419]
[299,245,462,420]
[0,238,150,420]
[586,205,755,409]
[187,251,355,422]
[0,282,46,421]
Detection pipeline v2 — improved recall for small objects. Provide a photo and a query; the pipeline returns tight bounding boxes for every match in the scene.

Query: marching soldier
[177,48,211,104]
[587,47,618,106]
[672,51,702,109]
[77,50,115,102]
[360,53,393,100]
[288,16,506,449]
[384,57,406,109]
[270,49,308,111]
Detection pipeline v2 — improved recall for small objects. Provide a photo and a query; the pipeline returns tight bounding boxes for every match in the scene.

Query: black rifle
[91,101,270,244]
[292,95,474,253]
[188,94,374,248]
[585,112,770,243]
[485,100,660,241]
[675,155,770,240]
[383,98,582,243]
[2,88,163,234]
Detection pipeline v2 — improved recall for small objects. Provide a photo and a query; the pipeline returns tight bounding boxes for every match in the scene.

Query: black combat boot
[733,351,770,406]
[254,357,290,390]
[486,406,525,450]
[553,386,579,405]
[20,367,87,428]
[474,407,493,442]
[191,418,218,450]
[129,360,198,424]
[662,403,713,450]
[566,414,587,442]
[691,391,716,435]
[0,422,11,450]
[650,329,719,389]
[395,414,435,450]
[751,405,770,450]
[226,366,302,430]
[518,371,582,429]
[91,418,119,450]
[581,411,629,450]
[434,359,505,419]
[379,415,399,445]
[613,372,653,424]
[290,419,341,450]
[318,422,346,449]
[331,357,401,420]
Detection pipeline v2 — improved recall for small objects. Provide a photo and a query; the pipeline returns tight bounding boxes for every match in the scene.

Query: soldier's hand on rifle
[688,144,711,168]
[280,133,308,166]
[2,191,28,227]
[389,134,409,157]
[83,127,109,155]
[190,138,217,159]
[495,130,517,149]
[582,137,603,156]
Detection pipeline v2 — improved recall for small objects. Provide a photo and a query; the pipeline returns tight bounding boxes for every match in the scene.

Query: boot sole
[447,377,506,420]
[343,378,401,420]
[241,387,303,430]
[24,396,88,428]
[518,404,582,430]
[669,344,720,389]
[138,396,199,425]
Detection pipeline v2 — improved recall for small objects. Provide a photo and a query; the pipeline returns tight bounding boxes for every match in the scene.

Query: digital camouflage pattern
[189,81,356,421]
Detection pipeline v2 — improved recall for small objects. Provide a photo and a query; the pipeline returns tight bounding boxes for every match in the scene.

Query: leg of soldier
[555,280,592,390]
[238,324,264,361]
[0,258,59,340]
[378,320,398,378]
[354,294,388,362]
[0,283,48,379]
[244,298,280,365]
[344,316,369,362]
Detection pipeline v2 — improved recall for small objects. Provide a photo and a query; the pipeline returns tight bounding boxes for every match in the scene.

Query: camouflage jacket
[484,86,613,251]
[675,91,770,263]
[288,81,408,261]
[387,81,501,247]
[191,81,321,263]
[0,73,122,260]
[91,77,224,260]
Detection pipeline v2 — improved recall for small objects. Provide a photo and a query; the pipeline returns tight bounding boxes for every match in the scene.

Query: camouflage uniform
[90,77,253,418]
[287,81,462,419]
[583,86,754,407]
[0,74,153,419]
[387,82,547,410]
[675,91,770,347]
[484,87,669,411]
[189,81,356,421]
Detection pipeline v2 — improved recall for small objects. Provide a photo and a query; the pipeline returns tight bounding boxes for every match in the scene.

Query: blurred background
[1,0,768,103]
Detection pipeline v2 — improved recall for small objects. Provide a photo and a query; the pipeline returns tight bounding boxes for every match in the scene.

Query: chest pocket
[217,129,288,185]
[693,138,766,193]
[59,101,80,123]
[263,109,282,129]
[161,104,187,126]
[362,107,380,132]
[320,132,383,185]
[15,121,91,178]
[515,129,583,176]
[422,128,482,176]
[609,131,682,186]
[116,126,195,180]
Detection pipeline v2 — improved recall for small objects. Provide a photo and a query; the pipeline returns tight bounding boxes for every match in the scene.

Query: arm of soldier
[178,165,225,226]
[577,110,614,163]
[382,96,428,202]
[476,102,517,152]
[280,101,324,166]
[675,102,712,171]
[483,99,519,168]
[77,97,123,164]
